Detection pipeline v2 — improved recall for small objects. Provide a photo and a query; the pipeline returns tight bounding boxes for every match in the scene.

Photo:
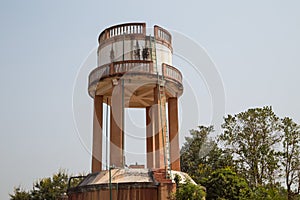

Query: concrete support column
[146,106,155,168]
[92,95,103,172]
[154,86,167,169]
[168,97,180,171]
[110,84,124,167]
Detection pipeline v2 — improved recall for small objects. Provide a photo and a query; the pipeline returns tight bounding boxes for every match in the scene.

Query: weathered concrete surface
[68,169,196,200]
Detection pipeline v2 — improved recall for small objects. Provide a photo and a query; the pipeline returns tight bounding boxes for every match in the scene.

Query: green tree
[173,179,206,200]
[205,167,252,200]
[219,106,281,188]
[180,126,233,184]
[252,184,287,200]
[10,169,84,200]
[10,187,31,200]
[281,117,300,199]
[31,170,69,200]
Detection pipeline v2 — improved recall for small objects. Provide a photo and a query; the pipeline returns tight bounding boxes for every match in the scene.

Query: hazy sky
[1,0,300,199]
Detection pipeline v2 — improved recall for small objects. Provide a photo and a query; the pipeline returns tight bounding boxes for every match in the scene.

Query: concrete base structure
[67,169,194,200]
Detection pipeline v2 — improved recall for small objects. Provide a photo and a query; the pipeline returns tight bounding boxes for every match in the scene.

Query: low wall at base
[67,169,176,200]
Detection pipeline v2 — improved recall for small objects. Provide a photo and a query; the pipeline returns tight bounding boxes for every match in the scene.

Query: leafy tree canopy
[180,125,233,185]
[10,169,83,200]
[205,167,251,200]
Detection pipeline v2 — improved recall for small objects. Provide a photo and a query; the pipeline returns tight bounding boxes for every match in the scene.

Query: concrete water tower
[68,22,192,200]
[89,22,183,172]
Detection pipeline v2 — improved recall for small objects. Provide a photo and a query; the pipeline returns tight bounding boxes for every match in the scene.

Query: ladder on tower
[162,90,171,179]
[150,36,157,74]
[150,36,172,179]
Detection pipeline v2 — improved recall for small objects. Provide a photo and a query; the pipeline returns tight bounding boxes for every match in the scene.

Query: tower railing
[98,23,146,43]
[162,63,183,84]
[89,60,154,86]
[154,25,172,48]
[89,62,183,88]
[89,61,183,88]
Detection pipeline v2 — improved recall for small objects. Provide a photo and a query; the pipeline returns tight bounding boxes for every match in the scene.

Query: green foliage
[173,179,206,200]
[219,106,282,188]
[281,117,300,199]
[174,174,182,187]
[10,169,83,200]
[31,170,69,200]
[180,126,233,185]
[205,167,251,200]
[10,187,31,200]
[252,184,287,200]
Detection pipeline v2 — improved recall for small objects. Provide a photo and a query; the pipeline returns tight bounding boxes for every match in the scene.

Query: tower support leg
[168,97,180,171]
[146,106,155,168]
[153,86,167,169]
[110,84,124,167]
[92,95,103,172]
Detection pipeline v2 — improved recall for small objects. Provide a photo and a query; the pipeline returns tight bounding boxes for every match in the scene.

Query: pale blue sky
[1,0,300,199]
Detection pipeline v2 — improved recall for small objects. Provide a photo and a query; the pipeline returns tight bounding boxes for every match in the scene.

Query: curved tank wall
[97,23,173,75]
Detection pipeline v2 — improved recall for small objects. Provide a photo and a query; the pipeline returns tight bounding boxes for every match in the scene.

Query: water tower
[68,22,193,200]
